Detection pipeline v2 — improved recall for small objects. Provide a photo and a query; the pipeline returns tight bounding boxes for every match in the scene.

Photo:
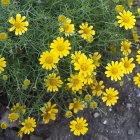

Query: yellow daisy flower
[59,19,75,36]
[23,79,31,86]
[9,14,29,35]
[1,0,10,5]
[134,73,140,87]
[117,10,136,30]
[50,37,71,58]
[0,122,8,129]
[8,113,19,122]
[39,50,59,70]
[137,8,140,14]
[120,57,135,74]
[105,61,124,81]
[86,35,94,43]
[67,74,84,92]
[89,52,102,68]
[136,50,140,64]
[58,15,67,23]
[132,33,139,42]
[21,117,36,134]
[78,22,95,39]
[102,87,119,106]
[69,98,85,113]
[41,102,58,124]
[18,130,23,138]
[128,0,133,8]
[121,40,131,56]
[74,55,95,77]
[0,57,6,74]
[45,73,63,92]
[109,44,116,53]
[92,81,105,96]
[84,94,92,102]
[0,32,8,40]
[83,74,95,85]
[65,111,73,118]
[11,103,26,114]
[70,117,88,136]
[71,51,86,64]
[115,5,124,13]
[90,102,97,109]
[2,75,8,80]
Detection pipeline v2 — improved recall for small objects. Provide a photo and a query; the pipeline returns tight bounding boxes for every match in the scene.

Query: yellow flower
[1,0,10,5]
[83,74,95,85]
[50,37,71,58]
[115,5,124,13]
[70,117,88,136]
[45,73,63,92]
[89,52,102,68]
[0,33,8,40]
[39,50,59,70]
[137,8,140,14]
[18,130,23,138]
[133,73,140,87]
[90,102,97,109]
[105,61,124,81]
[117,10,136,30]
[67,74,84,92]
[92,81,105,96]
[102,87,119,106]
[120,57,135,74]
[9,14,29,35]
[65,111,73,118]
[121,40,131,56]
[2,75,8,80]
[23,79,30,86]
[11,103,26,114]
[71,51,86,64]
[59,20,75,36]
[69,98,85,113]
[58,15,67,23]
[21,117,36,134]
[0,122,8,129]
[86,35,94,43]
[128,0,133,8]
[0,57,6,74]
[8,113,19,122]
[41,102,58,124]
[78,22,95,39]
[136,50,140,64]
[74,55,95,77]
[84,94,92,102]
[132,33,139,42]
[22,85,27,90]
[109,44,116,53]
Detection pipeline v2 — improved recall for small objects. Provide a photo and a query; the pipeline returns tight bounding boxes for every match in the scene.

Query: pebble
[94,112,100,118]
[138,122,140,128]
[101,118,107,125]
[127,129,134,135]
[137,93,140,98]
[126,103,132,109]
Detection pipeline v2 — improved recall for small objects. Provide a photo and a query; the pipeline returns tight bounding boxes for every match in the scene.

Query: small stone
[138,122,140,128]
[108,107,112,112]
[94,112,100,118]
[126,103,132,109]
[127,129,134,135]
[97,134,108,140]
[101,118,107,125]
[137,93,140,98]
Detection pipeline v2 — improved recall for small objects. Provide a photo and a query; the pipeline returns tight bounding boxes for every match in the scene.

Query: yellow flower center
[73,102,80,109]
[95,85,101,91]
[75,123,83,130]
[123,45,129,50]
[45,56,53,64]
[15,22,22,29]
[124,62,130,68]
[49,78,57,86]
[57,44,65,51]
[63,24,69,31]
[72,78,79,86]
[81,63,88,71]
[111,68,118,75]
[123,16,130,23]
[83,28,90,34]
[25,122,33,128]
[106,94,113,100]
